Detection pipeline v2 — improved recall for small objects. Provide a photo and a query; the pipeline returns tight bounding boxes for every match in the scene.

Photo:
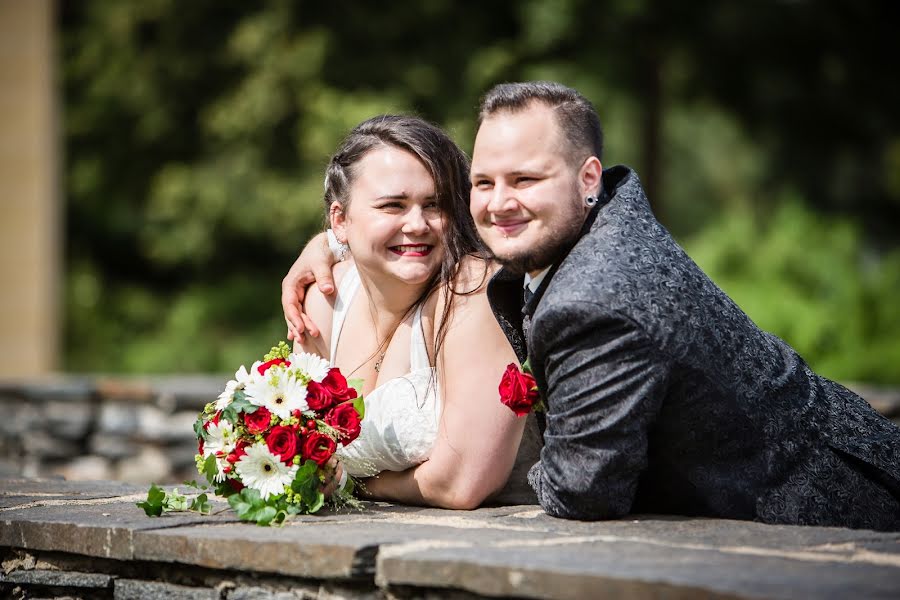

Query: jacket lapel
[486,268,527,363]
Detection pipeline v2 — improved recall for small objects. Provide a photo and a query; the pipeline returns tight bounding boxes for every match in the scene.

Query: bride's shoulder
[449,255,497,296]
[332,259,355,288]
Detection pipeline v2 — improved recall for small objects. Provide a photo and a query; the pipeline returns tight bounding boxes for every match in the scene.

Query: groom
[283,82,900,530]
[468,81,900,530]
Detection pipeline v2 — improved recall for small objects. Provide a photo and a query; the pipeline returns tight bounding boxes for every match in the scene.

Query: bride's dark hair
[323,115,491,370]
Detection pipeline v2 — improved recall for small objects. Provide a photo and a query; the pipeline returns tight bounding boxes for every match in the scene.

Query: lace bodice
[331,267,441,477]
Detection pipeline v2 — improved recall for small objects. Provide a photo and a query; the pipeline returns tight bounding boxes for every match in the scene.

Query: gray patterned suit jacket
[487,165,900,530]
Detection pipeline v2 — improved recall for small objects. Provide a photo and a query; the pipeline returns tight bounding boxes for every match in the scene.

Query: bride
[294,115,539,508]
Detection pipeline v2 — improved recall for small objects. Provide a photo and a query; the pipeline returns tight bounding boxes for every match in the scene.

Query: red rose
[498,363,539,417]
[325,402,362,444]
[306,381,334,412]
[258,358,290,375]
[321,369,357,403]
[265,425,299,463]
[226,440,248,464]
[227,478,244,493]
[301,431,337,466]
[243,406,272,434]
[198,438,204,455]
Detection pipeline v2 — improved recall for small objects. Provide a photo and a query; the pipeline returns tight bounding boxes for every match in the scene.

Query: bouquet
[138,342,365,525]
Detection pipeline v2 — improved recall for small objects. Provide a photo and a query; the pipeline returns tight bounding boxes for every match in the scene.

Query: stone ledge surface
[1,478,899,599]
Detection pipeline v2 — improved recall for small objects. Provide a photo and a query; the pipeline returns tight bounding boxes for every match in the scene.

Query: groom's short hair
[477,81,603,165]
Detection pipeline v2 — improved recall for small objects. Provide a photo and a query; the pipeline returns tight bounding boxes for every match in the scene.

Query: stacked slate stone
[0,376,222,484]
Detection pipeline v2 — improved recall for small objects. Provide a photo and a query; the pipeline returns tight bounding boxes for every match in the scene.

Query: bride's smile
[330,145,445,288]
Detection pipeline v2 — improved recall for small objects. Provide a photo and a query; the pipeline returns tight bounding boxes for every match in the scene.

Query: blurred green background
[61,0,900,382]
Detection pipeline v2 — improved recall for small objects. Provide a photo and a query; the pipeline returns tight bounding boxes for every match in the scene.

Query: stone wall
[1,376,900,487]
[0,376,222,484]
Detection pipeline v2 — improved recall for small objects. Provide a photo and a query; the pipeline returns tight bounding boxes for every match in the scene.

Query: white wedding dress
[332,266,441,477]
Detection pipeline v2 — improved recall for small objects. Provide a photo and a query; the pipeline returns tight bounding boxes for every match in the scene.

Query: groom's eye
[473,179,493,189]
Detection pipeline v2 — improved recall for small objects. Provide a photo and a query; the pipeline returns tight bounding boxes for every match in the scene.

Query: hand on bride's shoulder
[296,260,356,358]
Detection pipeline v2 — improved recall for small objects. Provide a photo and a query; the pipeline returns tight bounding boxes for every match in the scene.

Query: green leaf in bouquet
[182,479,206,490]
[290,459,326,512]
[228,487,258,517]
[136,484,166,517]
[228,488,282,525]
[291,460,318,493]
[200,454,219,486]
[230,393,256,413]
[215,480,237,497]
[193,416,207,441]
[252,505,278,526]
[347,378,365,397]
[221,393,257,423]
[352,395,366,420]
[306,489,326,513]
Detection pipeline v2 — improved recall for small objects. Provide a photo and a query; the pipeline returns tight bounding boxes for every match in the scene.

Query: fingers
[283,302,306,342]
[300,313,319,339]
[320,458,342,498]
[313,263,336,296]
[282,272,315,340]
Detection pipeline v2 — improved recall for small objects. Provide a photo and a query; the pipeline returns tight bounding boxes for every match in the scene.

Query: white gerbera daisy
[288,352,330,383]
[215,364,253,411]
[244,372,308,420]
[235,442,298,499]
[204,419,236,457]
[213,455,228,483]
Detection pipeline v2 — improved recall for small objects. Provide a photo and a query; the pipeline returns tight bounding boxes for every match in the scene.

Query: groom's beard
[492,216,585,276]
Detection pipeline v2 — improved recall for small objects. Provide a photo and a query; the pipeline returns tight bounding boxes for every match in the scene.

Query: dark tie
[522,285,533,341]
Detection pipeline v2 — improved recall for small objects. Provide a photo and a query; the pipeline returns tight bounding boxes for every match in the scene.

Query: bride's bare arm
[360,259,526,509]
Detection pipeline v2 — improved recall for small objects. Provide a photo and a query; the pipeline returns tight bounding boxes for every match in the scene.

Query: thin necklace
[367,301,398,374]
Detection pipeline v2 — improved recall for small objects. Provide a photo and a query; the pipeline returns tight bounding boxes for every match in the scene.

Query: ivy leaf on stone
[190,493,211,515]
[136,484,166,517]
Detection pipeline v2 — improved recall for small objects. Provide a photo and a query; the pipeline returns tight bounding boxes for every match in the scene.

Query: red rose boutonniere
[499,360,543,416]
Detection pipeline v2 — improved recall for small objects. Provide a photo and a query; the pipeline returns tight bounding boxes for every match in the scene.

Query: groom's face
[470,104,593,276]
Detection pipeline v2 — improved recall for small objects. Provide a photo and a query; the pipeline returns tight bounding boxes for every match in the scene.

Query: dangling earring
[584,195,598,207]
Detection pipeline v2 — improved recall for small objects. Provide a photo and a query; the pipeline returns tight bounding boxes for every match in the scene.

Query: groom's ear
[579,156,603,198]
[329,202,348,243]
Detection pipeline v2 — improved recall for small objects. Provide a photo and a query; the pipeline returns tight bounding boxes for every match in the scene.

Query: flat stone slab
[377,519,900,599]
[1,478,899,598]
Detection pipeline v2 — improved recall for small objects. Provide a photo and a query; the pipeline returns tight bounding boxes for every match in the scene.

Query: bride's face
[331,146,445,286]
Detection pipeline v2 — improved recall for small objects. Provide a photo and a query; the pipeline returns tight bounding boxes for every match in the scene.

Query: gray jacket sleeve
[528,300,670,520]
